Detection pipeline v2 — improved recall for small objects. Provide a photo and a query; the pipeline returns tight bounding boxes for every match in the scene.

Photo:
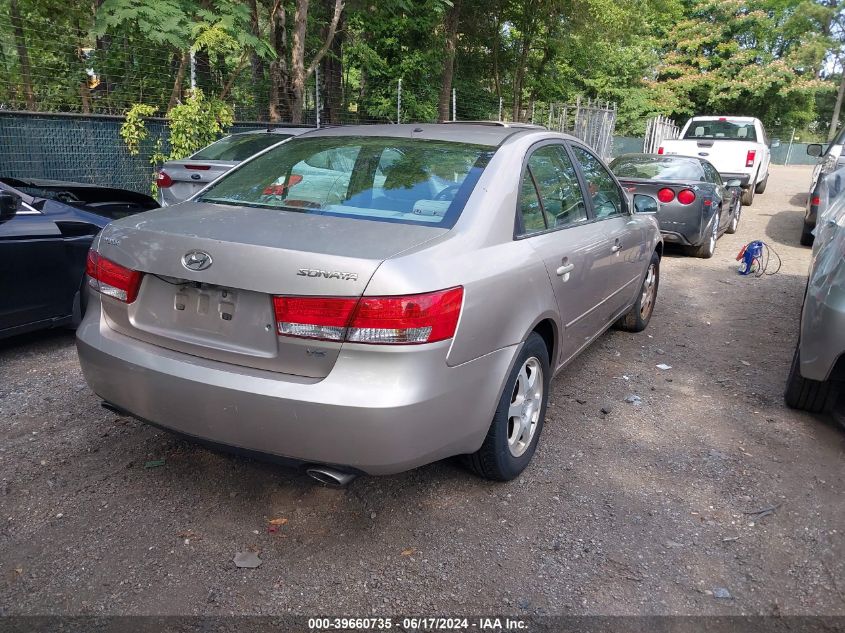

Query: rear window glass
[682,120,757,142]
[197,136,495,227]
[191,133,292,161]
[610,156,704,181]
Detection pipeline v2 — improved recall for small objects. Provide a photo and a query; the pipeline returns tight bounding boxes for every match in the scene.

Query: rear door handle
[556,263,575,276]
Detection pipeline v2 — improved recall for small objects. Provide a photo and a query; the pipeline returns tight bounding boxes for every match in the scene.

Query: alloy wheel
[507,357,544,458]
[640,263,657,320]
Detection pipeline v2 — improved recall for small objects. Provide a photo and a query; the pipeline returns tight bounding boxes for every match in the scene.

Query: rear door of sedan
[516,142,608,365]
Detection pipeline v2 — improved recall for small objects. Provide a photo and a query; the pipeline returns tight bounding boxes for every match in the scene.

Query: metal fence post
[315,65,321,129]
[397,78,402,124]
[452,88,456,122]
[498,97,503,122]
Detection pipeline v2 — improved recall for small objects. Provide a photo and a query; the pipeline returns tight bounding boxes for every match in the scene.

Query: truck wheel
[740,186,755,206]
[800,223,814,247]
[784,344,837,413]
[755,173,768,194]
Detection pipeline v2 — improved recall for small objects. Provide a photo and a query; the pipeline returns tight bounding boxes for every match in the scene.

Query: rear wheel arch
[531,318,557,368]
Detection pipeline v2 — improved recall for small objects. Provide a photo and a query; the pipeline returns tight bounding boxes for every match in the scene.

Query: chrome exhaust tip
[305,466,357,487]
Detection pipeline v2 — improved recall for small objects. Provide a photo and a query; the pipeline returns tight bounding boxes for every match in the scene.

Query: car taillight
[86,249,143,303]
[811,195,820,207]
[677,189,696,205]
[156,170,173,188]
[746,150,756,168]
[657,188,675,203]
[273,287,464,345]
[184,164,211,170]
[657,147,664,155]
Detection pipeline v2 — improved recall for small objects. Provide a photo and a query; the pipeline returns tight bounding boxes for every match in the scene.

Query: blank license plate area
[131,276,278,358]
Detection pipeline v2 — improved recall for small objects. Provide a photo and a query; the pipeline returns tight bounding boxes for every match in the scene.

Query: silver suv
[77,124,662,482]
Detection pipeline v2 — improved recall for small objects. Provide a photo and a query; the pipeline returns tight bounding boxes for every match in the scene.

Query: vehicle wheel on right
[754,174,768,194]
[688,212,720,258]
[784,344,838,413]
[466,332,550,481]
[615,251,660,332]
[740,186,755,206]
[725,199,741,234]
[800,223,814,247]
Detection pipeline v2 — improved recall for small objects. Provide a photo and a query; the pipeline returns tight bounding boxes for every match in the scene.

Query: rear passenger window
[518,144,588,235]
[571,146,624,219]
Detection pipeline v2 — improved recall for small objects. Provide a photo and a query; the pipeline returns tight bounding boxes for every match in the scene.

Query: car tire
[725,199,741,234]
[69,279,89,329]
[615,251,660,333]
[689,211,720,258]
[755,173,768,194]
[800,223,814,247]
[784,344,837,413]
[466,332,550,481]
[740,186,755,206]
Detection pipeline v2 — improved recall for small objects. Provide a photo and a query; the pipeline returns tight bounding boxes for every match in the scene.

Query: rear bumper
[76,301,516,475]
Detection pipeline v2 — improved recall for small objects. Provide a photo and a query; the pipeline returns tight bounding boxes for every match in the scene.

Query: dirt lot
[1,165,843,617]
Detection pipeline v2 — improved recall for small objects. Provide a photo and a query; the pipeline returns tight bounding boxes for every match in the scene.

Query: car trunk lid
[96,201,447,377]
[160,160,236,204]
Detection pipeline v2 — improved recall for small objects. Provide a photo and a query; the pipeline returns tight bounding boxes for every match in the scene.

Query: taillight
[657,147,664,155]
[273,287,464,345]
[86,249,143,303]
[657,188,675,203]
[811,195,820,207]
[156,170,173,188]
[184,164,210,170]
[746,150,756,168]
[677,189,696,205]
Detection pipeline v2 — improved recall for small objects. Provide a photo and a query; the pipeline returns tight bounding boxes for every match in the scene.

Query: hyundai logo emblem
[182,250,213,271]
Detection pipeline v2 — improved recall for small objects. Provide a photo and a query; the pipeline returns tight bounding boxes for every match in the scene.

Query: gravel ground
[0,165,843,617]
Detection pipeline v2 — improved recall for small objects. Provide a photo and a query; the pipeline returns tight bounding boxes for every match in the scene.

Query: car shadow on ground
[0,328,75,354]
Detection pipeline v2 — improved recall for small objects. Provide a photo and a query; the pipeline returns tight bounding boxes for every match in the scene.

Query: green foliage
[166,88,233,160]
[120,104,157,156]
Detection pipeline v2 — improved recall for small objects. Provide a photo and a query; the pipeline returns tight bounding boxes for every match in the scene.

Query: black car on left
[610,154,742,258]
[0,177,157,339]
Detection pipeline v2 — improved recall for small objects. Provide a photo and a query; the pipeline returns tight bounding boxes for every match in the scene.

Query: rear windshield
[191,133,292,161]
[610,156,704,181]
[682,119,757,142]
[197,136,495,227]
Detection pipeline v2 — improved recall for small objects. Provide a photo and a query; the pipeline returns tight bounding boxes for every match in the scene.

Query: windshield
[610,156,704,181]
[191,133,292,161]
[683,119,757,142]
[197,136,494,227]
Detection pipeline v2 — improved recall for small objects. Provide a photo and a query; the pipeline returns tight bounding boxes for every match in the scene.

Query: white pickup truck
[658,116,777,206]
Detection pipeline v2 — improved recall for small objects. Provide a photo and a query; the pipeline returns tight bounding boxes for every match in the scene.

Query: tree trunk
[249,0,266,119]
[437,0,461,122]
[9,0,35,110]
[269,0,289,121]
[319,0,345,124]
[289,0,344,124]
[492,14,501,100]
[168,51,189,111]
[829,62,845,141]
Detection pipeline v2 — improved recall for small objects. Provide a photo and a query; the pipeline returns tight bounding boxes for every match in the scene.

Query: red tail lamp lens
[86,250,143,303]
[677,189,696,205]
[657,188,675,203]
[273,287,464,345]
[156,171,173,188]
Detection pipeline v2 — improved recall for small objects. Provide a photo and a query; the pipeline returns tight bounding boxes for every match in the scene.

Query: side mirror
[0,191,21,223]
[770,138,781,148]
[807,144,824,158]
[725,179,742,188]
[633,193,659,214]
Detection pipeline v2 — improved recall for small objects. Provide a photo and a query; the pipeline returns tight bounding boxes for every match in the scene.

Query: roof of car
[295,123,568,147]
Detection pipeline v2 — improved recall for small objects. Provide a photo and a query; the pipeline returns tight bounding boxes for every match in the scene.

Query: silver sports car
[610,154,742,258]
[77,123,663,482]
